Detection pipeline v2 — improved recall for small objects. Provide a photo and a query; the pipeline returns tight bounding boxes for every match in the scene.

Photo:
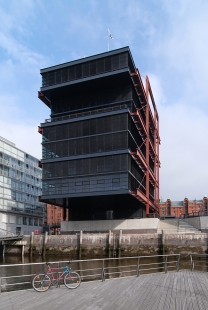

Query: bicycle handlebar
[46,261,71,266]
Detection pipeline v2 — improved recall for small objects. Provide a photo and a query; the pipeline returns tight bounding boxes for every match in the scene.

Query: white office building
[0,136,46,235]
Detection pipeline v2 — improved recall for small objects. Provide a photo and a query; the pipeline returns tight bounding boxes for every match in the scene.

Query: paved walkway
[1,271,208,310]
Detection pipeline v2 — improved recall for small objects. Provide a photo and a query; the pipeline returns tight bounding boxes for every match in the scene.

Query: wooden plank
[1,271,208,310]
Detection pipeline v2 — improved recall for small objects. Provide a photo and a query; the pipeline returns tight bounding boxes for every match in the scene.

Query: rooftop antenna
[108,29,114,51]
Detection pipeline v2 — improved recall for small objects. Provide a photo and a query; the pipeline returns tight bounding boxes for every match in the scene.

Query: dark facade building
[38,47,160,220]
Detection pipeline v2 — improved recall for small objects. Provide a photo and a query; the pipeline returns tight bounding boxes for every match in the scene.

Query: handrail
[188,254,208,272]
[0,228,23,241]
[44,103,130,123]
[0,254,180,293]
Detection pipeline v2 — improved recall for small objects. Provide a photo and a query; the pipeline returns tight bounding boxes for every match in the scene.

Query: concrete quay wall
[61,218,159,232]
[2,231,208,257]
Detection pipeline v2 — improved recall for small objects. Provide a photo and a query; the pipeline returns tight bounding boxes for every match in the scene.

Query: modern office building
[0,136,46,234]
[38,46,160,220]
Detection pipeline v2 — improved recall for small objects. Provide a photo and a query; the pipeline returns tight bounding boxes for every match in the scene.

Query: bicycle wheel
[32,273,51,292]
[64,271,81,289]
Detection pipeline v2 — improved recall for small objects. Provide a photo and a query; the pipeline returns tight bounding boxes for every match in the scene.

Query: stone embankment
[1,230,208,258]
[1,217,208,257]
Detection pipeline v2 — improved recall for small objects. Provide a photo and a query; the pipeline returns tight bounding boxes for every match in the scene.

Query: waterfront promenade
[1,270,208,310]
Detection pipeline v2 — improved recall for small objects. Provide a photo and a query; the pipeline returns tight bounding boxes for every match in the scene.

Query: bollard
[22,244,24,259]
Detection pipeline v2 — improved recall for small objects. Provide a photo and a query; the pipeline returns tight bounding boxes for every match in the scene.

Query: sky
[0,0,208,201]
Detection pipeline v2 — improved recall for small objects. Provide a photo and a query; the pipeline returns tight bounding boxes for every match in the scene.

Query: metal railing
[44,103,130,123]
[0,254,180,293]
[160,213,208,219]
[189,254,208,272]
[0,228,23,241]
[0,228,18,237]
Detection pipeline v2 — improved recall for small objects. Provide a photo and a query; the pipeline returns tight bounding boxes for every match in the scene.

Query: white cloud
[148,73,208,200]
[160,102,208,200]
[0,32,47,70]
[0,94,43,159]
[0,122,42,159]
[151,1,208,107]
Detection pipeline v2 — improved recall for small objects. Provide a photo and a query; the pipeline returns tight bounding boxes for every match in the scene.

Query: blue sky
[1,0,208,201]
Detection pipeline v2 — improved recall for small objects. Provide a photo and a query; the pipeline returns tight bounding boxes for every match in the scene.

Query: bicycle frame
[46,264,71,284]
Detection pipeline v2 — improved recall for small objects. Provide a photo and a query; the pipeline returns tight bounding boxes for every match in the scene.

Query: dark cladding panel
[42,154,128,179]
[83,62,89,77]
[50,85,132,115]
[41,52,129,88]
[96,59,104,74]
[42,172,129,197]
[42,113,129,143]
[42,131,140,160]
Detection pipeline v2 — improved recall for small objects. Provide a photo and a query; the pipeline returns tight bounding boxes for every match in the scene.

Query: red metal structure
[130,69,160,216]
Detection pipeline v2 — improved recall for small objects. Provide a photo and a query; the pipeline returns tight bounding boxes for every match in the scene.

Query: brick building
[159,197,208,217]
[46,204,68,234]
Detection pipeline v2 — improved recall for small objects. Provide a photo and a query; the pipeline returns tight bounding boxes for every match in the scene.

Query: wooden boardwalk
[1,270,208,310]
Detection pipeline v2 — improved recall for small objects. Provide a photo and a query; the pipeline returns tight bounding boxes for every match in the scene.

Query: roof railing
[44,103,130,124]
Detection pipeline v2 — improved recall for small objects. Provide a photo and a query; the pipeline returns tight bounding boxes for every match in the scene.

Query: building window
[167,202,171,216]
[16,216,22,225]
[23,217,27,225]
[184,202,188,214]
[9,215,15,224]
[2,214,8,223]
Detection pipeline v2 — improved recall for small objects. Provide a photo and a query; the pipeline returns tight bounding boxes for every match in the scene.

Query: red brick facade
[159,197,208,217]
[47,204,68,233]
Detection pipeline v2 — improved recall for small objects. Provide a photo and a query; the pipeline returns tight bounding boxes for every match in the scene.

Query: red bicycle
[32,262,81,292]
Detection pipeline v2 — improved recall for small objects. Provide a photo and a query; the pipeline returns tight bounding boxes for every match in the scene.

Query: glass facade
[0,136,46,234]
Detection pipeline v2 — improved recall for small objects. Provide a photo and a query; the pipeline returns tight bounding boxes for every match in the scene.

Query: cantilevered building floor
[38,47,160,220]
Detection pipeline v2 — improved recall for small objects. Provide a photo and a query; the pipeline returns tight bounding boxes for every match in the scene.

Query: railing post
[101,260,105,282]
[190,254,193,271]
[136,257,140,277]
[176,255,180,272]
[190,254,195,272]
[57,262,60,287]
[164,255,168,273]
